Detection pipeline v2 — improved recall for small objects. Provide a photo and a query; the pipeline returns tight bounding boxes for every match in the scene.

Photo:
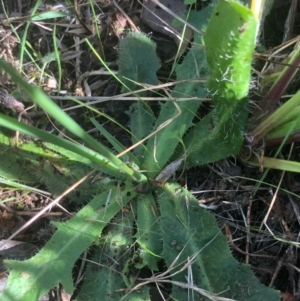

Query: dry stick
[13,211,64,217]
[74,0,82,80]
[245,195,253,264]
[260,174,284,231]
[1,93,182,248]
[285,195,300,292]
[149,280,235,301]
[269,245,293,288]
[121,235,198,299]
[75,249,87,287]
[0,167,98,249]
[111,0,139,32]
[288,193,300,226]
[153,276,166,301]
[261,144,293,233]
[122,230,228,301]
[283,0,298,42]
[0,22,25,43]
[15,104,35,143]
[259,36,300,74]
[1,87,186,249]
[206,164,277,263]
[139,0,204,36]
[48,78,208,112]
[187,256,195,301]
[258,194,293,239]
[117,98,182,159]
[125,278,235,301]
[198,195,226,204]
[56,95,208,103]
[259,144,298,287]
[224,223,275,259]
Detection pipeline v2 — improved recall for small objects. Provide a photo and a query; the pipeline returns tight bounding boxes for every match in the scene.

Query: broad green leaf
[159,183,280,301]
[135,193,162,270]
[183,0,257,167]
[205,0,256,102]
[118,32,160,93]
[142,3,214,178]
[77,210,150,301]
[0,184,137,301]
[127,101,155,158]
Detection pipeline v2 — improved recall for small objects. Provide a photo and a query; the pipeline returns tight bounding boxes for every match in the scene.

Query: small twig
[269,245,294,287]
[15,103,35,143]
[111,0,139,32]
[245,195,253,264]
[261,144,293,233]
[139,0,204,36]
[288,194,300,226]
[50,78,208,113]
[207,164,250,191]
[224,223,276,259]
[0,166,100,249]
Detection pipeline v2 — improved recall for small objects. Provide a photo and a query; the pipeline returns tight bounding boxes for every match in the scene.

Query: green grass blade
[0,59,146,183]
[19,0,43,69]
[135,193,162,270]
[90,117,137,163]
[31,11,70,21]
[247,156,300,173]
[52,25,62,92]
[0,114,119,173]
[255,90,300,139]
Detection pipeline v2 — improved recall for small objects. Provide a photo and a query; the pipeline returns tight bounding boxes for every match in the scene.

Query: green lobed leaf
[127,101,155,158]
[184,98,249,168]
[0,184,137,301]
[135,193,162,270]
[205,0,257,152]
[76,210,150,301]
[118,32,160,93]
[204,0,256,103]
[159,183,280,301]
[182,0,257,168]
[142,3,214,178]
[0,134,36,183]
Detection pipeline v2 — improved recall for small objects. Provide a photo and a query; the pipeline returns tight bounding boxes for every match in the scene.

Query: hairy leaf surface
[0,184,137,301]
[159,183,280,301]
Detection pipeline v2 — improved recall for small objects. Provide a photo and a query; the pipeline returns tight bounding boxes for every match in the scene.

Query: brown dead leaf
[0,88,25,112]
[281,292,295,301]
